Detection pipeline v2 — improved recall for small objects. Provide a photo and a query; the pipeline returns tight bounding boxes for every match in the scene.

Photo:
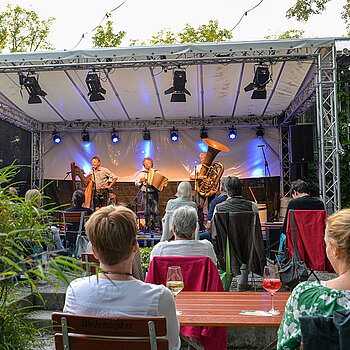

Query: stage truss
[0,39,344,213]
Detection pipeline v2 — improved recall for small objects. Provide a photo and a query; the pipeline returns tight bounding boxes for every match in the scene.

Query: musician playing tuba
[135,157,161,232]
[189,139,229,231]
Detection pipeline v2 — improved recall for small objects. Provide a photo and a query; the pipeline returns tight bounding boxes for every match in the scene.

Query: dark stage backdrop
[0,120,31,196]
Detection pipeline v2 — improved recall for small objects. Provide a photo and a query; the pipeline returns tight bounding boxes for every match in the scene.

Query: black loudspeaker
[290,124,314,163]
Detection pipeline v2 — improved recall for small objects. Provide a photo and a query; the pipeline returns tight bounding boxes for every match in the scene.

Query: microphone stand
[92,167,97,207]
[144,169,151,233]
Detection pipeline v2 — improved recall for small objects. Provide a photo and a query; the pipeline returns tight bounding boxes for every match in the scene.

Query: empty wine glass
[166,266,184,316]
[263,265,281,315]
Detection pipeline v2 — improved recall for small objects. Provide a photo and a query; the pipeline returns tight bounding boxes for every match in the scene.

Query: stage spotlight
[244,65,270,99]
[164,70,191,102]
[111,129,119,143]
[228,127,237,140]
[170,127,178,142]
[143,128,151,140]
[52,131,61,144]
[81,130,90,142]
[256,126,264,138]
[19,75,47,104]
[86,72,106,102]
[200,126,208,139]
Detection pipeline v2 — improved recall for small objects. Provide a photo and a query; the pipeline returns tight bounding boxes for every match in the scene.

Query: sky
[0,0,348,50]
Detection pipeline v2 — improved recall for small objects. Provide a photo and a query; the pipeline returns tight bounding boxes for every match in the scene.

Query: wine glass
[263,265,281,315]
[166,266,184,316]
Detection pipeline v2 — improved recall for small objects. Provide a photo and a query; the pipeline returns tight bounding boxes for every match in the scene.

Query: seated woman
[152,206,217,264]
[63,205,180,350]
[277,208,350,350]
[161,181,197,241]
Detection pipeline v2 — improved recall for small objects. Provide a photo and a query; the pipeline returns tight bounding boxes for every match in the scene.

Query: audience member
[151,206,217,264]
[65,190,93,247]
[277,208,350,350]
[63,205,180,349]
[161,181,197,241]
[213,176,258,291]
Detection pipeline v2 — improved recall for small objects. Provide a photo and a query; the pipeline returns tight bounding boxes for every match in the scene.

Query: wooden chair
[61,211,87,257]
[52,312,168,350]
[81,252,99,275]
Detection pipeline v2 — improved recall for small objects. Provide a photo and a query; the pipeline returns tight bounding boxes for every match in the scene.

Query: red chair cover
[145,256,227,350]
[286,210,332,272]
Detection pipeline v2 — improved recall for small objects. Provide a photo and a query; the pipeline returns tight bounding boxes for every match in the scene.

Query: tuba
[196,139,229,196]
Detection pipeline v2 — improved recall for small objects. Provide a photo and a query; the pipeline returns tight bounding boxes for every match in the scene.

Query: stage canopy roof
[0,37,346,133]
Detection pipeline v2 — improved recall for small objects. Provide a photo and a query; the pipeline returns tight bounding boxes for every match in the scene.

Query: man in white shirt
[151,205,217,264]
[63,205,180,350]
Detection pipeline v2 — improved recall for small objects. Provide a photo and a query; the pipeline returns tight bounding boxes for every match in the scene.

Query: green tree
[264,29,305,40]
[131,20,232,46]
[0,4,55,52]
[92,20,126,48]
[287,0,350,31]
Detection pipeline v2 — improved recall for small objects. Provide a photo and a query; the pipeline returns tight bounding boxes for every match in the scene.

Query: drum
[147,170,168,191]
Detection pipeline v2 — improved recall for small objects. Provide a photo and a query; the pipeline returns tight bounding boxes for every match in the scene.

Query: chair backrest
[61,211,86,234]
[52,312,168,350]
[211,211,266,277]
[81,253,99,275]
[286,210,331,271]
[145,256,224,292]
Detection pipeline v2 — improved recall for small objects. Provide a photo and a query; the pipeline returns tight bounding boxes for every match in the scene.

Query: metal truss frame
[279,127,292,197]
[316,46,341,212]
[31,130,44,189]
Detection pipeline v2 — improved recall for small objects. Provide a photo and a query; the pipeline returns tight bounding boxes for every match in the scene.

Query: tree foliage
[264,29,305,40]
[92,20,126,48]
[287,0,350,30]
[131,20,233,46]
[0,4,55,53]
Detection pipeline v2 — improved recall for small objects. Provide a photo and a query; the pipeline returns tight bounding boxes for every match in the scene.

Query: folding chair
[52,312,168,350]
[61,211,87,257]
[285,209,332,280]
[81,253,99,275]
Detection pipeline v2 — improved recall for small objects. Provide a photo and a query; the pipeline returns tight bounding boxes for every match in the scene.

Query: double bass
[70,162,93,208]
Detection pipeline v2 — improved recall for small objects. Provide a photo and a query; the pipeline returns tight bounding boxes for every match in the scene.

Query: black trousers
[197,193,215,231]
[93,189,109,208]
[143,190,160,231]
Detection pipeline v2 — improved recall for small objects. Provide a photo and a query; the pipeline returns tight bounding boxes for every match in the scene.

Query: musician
[190,152,217,231]
[135,157,161,232]
[90,156,118,210]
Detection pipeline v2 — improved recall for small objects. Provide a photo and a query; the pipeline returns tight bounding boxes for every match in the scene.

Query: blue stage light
[170,128,178,142]
[52,131,61,144]
[111,129,119,143]
[228,127,237,140]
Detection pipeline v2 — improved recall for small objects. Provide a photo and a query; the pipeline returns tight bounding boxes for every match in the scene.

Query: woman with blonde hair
[160,181,197,241]
[277,208,350,349]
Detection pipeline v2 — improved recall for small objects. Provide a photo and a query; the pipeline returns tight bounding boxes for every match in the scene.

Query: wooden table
[175,291,291,327]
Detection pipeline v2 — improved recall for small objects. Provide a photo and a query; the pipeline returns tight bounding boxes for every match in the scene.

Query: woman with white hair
[160,181,197,241]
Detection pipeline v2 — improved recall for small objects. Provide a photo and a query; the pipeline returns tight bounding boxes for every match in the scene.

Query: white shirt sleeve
[158,287,181,350]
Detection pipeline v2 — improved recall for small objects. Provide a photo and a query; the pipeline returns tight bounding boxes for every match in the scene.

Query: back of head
[225,176,242,197]
[85,205,137,266]
[72,190,85,207]
[175,181,192,200]
[172,205,198,239]
[291,179,309,195]
[25,189,41,207]
[220,177,228,192]
[326,208,350,265]
[9,187,18,196]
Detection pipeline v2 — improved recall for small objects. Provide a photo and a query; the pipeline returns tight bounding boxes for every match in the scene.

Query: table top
[175,291,291,327]
[261,222,284,228]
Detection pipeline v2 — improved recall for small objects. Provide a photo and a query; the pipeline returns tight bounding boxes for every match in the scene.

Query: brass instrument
[196,139,229,196]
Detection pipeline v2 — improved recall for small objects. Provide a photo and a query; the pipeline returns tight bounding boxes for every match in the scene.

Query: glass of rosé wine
[263,265,281,315]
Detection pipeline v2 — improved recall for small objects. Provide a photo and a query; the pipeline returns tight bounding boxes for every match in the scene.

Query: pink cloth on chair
[145,256,227,350]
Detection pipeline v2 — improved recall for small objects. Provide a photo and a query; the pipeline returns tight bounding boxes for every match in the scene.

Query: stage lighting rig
[19,75,47,104]
[111,129,119,143]
[86,72,106,102]
[143,128,151,140]
[164,70,191,102]
[200,126,208,139]
[228,126,237,140]
[170,127,178,142]
[52,131,61,144]
[256,126,264,138]
[81,130,90,142]
[244,65,271,99]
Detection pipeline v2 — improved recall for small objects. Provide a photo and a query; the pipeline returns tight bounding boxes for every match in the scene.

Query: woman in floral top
[277,208,350,350]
